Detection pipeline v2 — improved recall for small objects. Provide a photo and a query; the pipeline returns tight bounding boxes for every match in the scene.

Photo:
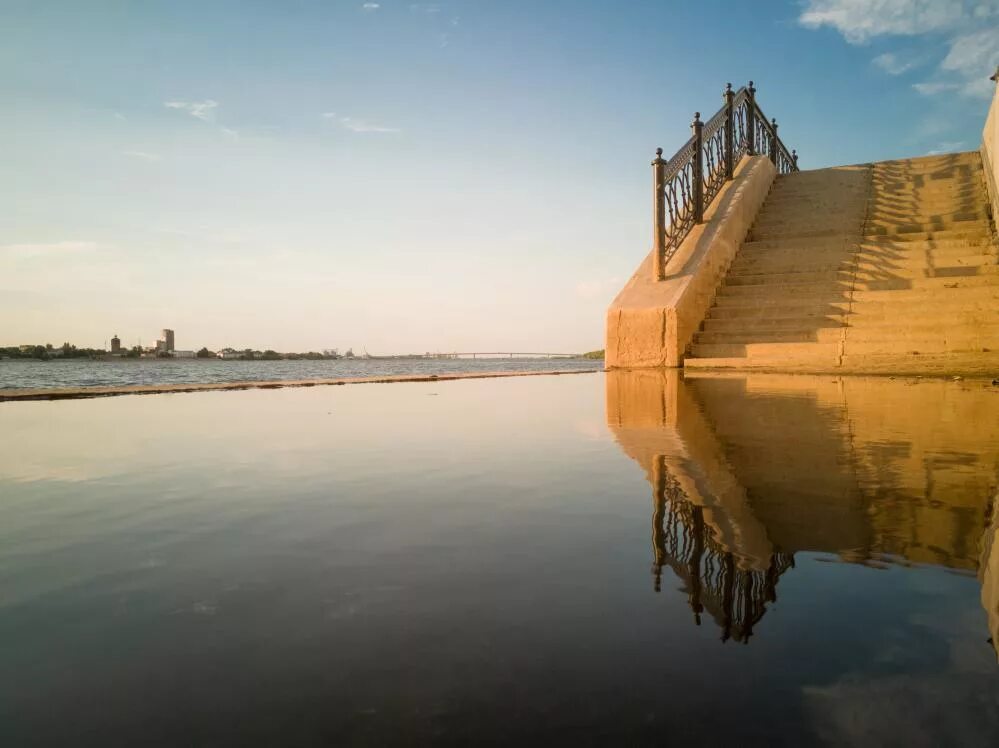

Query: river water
[0,357,599,390]
[2,371,999,745]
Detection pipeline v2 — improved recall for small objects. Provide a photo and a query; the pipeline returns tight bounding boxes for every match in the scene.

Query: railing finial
[748,80,755,94]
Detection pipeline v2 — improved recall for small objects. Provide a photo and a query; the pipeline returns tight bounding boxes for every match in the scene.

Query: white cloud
[941,28,999,96]
[322,112,400,133]
[800,1,999,99]
[410,3,441,13]
[799,0,969,42]
[122,150,161,162]
[1,241,99,258]
[925,140,966,154]
[164,99,219,122]
[872,52,914,75]
[912,81,961,94]
[362,2,380,9]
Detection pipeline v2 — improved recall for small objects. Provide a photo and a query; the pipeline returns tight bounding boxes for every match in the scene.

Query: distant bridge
[368,352,584,360]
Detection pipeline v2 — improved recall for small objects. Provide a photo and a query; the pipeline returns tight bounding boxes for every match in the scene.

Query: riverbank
[0,367,603,402]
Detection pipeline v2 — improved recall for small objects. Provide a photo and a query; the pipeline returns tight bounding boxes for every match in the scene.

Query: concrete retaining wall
[606,156,776,368]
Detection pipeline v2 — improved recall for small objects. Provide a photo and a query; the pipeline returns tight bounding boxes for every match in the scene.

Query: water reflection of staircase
[651,456,795,643]
[607,369,999,648]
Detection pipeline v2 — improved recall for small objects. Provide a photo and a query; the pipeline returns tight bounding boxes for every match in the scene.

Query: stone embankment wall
[605,156,776,368]
[983,76,999,228]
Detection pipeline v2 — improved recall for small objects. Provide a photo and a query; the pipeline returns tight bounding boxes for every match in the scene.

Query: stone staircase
[684,151,999,375]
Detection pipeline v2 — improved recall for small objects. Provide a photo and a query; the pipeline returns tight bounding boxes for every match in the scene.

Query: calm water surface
[0,357,599,390]
[2,371,999,745]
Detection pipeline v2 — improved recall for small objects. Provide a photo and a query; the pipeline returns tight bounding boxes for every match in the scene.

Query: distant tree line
[0,343,111,360]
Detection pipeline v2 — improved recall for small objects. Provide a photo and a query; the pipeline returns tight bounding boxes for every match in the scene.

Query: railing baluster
[746,81,756,156]
[724,83,734,180]
[652,147,666,281]
[770,118,778,166]
[692,112,704,224]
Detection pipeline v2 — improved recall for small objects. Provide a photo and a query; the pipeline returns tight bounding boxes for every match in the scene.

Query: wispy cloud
[926,140,966,155]
[872,52,914,75]
[912,81,961,95]
[164,99,219,121]
[322,112,400,133]
[1,241,100,258]
[410,3,441,13]
[799,1,999,99]
[362,2,380,10]
[122,150,161,162]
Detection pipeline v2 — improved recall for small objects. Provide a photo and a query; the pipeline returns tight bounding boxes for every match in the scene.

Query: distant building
[111,335,121,354]
[173,350,196,358]
[217,350,241,359]
[158,328,175,352]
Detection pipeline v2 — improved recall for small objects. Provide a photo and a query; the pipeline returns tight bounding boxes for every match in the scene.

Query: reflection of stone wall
[980,491,999,661]
[606,369,775,569]
[685,374,999,570]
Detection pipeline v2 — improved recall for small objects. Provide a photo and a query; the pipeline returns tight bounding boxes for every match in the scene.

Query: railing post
[652,147,666,281]
[770,118,778,166]
[746,81,756,155]
[792,149,798,171]
[723,82,734,179]
[692,112,704,224]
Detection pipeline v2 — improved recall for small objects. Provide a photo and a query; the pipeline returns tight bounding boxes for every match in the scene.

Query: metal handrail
[652,81,799,280]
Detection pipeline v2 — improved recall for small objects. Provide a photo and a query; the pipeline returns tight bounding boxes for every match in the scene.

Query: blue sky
[2,0,997,352]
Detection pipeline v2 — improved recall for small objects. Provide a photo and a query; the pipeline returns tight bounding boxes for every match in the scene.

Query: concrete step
[717,273,999,298]
[876,151,979,165]
[735,234,996,252]
[688,341,842,360]
[684,351,999,376]
[710,283,999,312]
[713,279,999,308]
[862,226,992,242]
[731,245,998,274]
[695,323,999,347]
[724,261,999,286]
[865,217,991,235]
[870,183,986,200]
[701,307,998,333]
[866,209,990,224]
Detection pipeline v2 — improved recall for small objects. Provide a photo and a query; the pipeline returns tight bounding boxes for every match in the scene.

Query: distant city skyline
[2,0,996,351]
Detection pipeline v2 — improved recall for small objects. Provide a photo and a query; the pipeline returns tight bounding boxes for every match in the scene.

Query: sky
[1,0,997,353]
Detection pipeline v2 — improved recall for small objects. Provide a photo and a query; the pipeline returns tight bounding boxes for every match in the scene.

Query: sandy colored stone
[606,156,777,368]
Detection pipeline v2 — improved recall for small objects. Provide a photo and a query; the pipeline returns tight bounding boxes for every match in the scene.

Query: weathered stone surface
[606,156,776,368]
[684,150,999,376]
[981,77,999,225]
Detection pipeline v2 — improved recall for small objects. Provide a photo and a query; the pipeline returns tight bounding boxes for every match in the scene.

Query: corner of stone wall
[982,80,999,234]
[606,156,777,369]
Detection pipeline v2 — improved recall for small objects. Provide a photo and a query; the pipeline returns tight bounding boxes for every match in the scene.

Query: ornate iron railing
[652,81,799,279]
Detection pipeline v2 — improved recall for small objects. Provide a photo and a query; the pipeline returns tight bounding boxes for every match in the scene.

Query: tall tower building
[162,329,175,352]
[111,335,121,354]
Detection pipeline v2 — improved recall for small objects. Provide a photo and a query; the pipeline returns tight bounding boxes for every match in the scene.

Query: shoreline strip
[0,368,604,403]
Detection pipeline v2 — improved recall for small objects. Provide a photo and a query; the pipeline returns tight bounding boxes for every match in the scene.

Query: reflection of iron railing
[651,458,795,643]
[652,82,799,280]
